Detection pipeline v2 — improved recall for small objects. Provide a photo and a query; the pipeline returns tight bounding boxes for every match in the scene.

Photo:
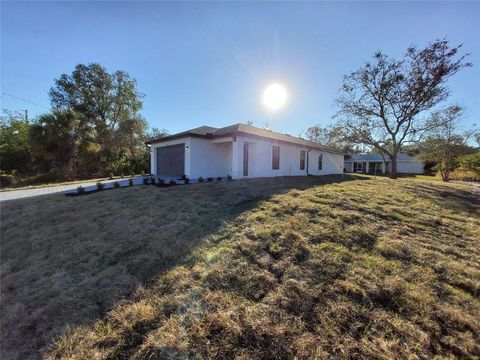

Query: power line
[1,92,51,111]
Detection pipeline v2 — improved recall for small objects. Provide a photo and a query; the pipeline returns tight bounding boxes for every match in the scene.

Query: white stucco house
[344,153,424,174]
[146,123,345,180]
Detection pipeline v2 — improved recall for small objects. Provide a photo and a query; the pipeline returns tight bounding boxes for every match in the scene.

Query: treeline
[1,64,167,186]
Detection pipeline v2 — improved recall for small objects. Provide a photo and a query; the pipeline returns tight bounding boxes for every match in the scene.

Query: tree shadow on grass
[401,182,480,214]
[0,174,366,360]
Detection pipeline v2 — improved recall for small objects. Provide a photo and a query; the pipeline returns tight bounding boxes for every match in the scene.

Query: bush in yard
[143,177,150,185]
[0,174,16,188]
[184,177,190,184]
[128,178,133,186]
[77,186,85,194]
[168,179,176,185]
[157,178,165,186]
[113,181,120,188]
[198,177,204,183]
[96,182,104,191]
[207,177,213,182]
[227,175,232,181]
[150,177,156,185]
[216,177,222,181]
[181,174,187,180]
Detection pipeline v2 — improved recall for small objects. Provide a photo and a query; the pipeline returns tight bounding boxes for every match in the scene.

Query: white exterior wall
[231,135,344,179]
[150,137,191,176]
[150,135,344,179]
[189,137,232,178]
[344,162,353,172]
[307,149,345,176]
[397,160,424,174]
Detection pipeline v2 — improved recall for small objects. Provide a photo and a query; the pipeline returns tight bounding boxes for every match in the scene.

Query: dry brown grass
[1,175,479,359]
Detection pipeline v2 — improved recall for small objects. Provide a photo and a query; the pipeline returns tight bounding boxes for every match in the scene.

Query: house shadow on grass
[0,174,365,360]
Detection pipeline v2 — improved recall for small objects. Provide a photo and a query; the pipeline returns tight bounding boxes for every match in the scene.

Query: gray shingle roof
[147,123,344,154]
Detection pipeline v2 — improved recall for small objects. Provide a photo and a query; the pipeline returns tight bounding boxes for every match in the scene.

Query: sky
[1,1,479,137]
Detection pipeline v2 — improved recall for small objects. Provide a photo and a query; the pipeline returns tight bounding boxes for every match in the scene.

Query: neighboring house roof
[345,153,420,162]
[146,123,345,154]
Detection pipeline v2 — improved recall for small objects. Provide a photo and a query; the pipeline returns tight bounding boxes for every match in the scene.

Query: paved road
[0,177,146,202]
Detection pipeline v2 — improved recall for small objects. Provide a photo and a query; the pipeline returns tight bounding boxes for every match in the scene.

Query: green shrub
[198,177,204,183]
[458,152,480,173]
[96,182,105,191]
[143,177,150,185]
[207,177,213,182]
[227,175,232,181]
[77,186,85,194]
[113,181,120,188]
[0,174,16,188]
[168,179,176,185]
[184,178,190,184]
[128,178,133,186]
[150,177,156,185]
[18,168,59,186]
[216,177,222,181]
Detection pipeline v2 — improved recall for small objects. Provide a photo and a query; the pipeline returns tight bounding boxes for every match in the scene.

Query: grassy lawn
[1,176,479,359]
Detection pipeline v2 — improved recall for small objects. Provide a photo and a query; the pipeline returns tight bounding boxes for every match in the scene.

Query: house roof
[146,123,345,154]
[345,153,417,162]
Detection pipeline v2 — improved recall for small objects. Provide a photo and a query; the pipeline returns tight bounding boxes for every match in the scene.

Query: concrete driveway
[0,177,145,202]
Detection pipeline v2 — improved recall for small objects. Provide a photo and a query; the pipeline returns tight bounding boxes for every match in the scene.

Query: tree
[0,110,32,174]
[29,110,84,180]
[49,63,146,168]
[335,40,471,178]
[305,124,360,153]
[417,106,472,182]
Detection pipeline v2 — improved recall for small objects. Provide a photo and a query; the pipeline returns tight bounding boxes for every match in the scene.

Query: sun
[263,83,287,110]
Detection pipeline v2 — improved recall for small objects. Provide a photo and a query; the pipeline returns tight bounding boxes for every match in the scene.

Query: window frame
[272,145,280,170]
[318,153,323,170]
[300,150,305,170]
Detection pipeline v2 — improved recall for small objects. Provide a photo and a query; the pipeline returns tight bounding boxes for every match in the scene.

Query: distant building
[344,153,424,174]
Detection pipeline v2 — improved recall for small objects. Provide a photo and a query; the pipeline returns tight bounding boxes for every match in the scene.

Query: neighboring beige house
[344,153,424,174]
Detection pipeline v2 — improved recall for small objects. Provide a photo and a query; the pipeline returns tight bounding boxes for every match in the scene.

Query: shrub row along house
[146,123,345,179]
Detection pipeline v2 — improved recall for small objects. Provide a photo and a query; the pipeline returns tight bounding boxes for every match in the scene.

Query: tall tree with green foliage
[335,40,471,178]
[417,106,472,182]
[0,110,32,174]
[29,110,85,180]
[49,63,147,173]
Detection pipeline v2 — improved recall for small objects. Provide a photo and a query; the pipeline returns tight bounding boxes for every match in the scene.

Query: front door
[243,143,249,176]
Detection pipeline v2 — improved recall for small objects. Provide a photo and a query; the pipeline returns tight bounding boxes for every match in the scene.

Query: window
[300,150,305,170]
[318,153,323,170]
[272,146,280,170]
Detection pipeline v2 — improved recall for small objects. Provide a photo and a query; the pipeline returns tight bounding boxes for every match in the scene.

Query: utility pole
[22,109,28,122]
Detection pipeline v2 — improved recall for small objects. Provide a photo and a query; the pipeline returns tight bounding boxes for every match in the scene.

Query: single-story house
[344,153,424,174]
[146,123,345,179]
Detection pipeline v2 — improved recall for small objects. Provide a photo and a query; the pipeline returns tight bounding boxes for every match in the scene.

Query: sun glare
[263,83,287,110]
